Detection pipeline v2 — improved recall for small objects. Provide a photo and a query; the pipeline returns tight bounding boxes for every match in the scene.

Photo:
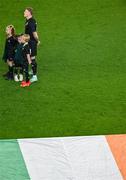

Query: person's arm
[27,54,31,64]
[33,31,40,45]
[29,20,40,45]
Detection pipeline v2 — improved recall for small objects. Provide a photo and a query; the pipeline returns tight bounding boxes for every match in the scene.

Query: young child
[2,25,17,80]
[20,34,31,87]
[13,34,24,82]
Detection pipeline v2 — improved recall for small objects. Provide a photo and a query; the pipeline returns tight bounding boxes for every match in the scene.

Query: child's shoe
[19,74,23,82]
[21,81,26,84]
[14,74,19,82]
[20,81,31,87]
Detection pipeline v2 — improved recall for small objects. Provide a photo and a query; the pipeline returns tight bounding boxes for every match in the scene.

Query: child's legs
[23,63,29,82]
[7,59,14,77]
[19,64,23,74]
[14,63,18,74]
[14,63,23,75]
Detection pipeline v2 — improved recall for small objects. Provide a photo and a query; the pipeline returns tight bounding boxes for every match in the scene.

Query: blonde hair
[22,34,30,42]
[6,24,15,36]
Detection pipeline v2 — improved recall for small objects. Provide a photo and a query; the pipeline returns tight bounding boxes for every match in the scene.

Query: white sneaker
[19,74,23,82]
[30,75,38,83]
[29,69,33,75]
[14,74,19,82]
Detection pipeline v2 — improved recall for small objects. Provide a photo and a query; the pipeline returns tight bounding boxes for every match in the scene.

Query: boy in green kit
[13,34,24,82]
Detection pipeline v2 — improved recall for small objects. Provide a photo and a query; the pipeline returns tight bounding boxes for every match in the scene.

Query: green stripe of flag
[0,139,30,180]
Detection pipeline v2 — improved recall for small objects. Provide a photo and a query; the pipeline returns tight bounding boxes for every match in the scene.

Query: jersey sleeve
[29,20,37,33]
[24,45,30,55]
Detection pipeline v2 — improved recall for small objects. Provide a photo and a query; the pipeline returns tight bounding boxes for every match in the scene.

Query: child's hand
[29,60,32,65]
[27,54,32,64]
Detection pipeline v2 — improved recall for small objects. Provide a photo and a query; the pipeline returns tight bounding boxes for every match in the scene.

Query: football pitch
[0,0,126,139]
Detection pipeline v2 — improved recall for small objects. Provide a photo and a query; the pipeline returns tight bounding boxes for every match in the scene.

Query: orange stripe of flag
[106,134,126,180]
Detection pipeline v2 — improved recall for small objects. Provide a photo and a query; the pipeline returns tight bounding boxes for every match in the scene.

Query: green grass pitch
[0,0,126,139]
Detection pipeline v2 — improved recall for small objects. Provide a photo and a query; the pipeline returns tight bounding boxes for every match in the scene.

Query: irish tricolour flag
[0,135,125,179]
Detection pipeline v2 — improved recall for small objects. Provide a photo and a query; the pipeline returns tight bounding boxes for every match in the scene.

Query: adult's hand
[37,40,41,46]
